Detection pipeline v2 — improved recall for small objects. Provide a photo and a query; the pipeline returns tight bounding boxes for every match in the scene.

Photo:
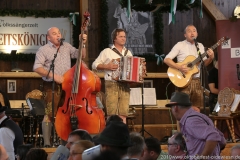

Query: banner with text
[0,17,71,53]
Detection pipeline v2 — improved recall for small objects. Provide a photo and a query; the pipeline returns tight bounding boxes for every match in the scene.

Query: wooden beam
[202,0,227,21]
[0,72,168,79]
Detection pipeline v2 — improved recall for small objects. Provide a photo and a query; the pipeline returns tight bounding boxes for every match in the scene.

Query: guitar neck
[192,42,220,65]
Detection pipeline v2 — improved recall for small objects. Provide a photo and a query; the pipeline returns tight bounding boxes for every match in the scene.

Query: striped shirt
[33,41,79,81]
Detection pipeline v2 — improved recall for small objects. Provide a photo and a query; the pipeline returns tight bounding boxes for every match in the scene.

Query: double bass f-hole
[82,97,92,114]
[62,97,92,115]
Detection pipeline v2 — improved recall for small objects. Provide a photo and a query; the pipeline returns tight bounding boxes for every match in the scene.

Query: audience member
[65,129,93,149]
[140,137,169,160]
[91,150,121,160]
[68,140,94,160]
[106,115,123,125]
[167,132,187,160]
[0,144,9,160]
[93,115,123,146]
[93,121,132,159]
[165,92,226,159]
[127,132,145,159]
[25,148,48,160]
[16,144,34,160]
[0,103,23,160]
[231,144,240,160]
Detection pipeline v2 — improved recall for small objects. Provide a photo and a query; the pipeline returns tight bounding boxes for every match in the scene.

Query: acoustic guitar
[167,37,229,88]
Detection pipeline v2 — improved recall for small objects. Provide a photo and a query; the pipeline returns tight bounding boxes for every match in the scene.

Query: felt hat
[165,92,192,107]
[93,121,131,147]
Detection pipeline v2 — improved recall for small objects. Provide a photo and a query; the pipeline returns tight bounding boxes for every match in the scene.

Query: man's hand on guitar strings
[206,48,214,59]
[178,64,189,74]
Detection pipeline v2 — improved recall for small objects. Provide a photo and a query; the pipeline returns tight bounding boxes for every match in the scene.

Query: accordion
[112,56,146,83]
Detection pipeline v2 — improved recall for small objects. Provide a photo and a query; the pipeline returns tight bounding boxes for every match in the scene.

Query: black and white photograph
[7,80,16,93]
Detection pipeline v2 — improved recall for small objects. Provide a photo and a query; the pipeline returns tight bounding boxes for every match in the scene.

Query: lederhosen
[105,48,130,116]
[41,81,62,118]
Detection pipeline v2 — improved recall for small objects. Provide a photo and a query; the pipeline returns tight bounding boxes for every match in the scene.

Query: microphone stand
[46,39,63,147]
[194,39,208,115]
[139,82,153,138]
[237,64,240,86]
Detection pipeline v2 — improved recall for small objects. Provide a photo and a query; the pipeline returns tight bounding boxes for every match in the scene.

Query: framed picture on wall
[144,80,153,88]
[7,80,16,93]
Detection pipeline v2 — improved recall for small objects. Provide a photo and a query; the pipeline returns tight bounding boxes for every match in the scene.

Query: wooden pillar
[80,0,90,66]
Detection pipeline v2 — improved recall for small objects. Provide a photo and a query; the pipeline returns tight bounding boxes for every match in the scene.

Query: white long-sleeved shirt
[0,115,15,160]
[92,45,132,80]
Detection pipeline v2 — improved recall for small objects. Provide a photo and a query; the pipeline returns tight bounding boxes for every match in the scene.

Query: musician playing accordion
[92,28,133,123]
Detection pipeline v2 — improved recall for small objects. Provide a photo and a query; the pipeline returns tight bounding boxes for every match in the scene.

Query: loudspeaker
[26,98,45,116]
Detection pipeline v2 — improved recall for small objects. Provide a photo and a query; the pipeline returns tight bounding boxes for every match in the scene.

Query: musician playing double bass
[92,28,132,123]
[33,27,87,147]
[164,25,214,109]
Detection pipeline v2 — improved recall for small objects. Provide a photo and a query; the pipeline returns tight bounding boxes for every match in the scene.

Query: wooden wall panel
[87,0,102,67]
[212,0,240,18]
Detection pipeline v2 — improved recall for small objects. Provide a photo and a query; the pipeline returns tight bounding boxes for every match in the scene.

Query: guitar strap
[112,48,128,57]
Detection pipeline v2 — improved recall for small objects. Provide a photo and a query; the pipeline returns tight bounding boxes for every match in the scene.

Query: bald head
[0,145,8,160]
[46,27,62,46]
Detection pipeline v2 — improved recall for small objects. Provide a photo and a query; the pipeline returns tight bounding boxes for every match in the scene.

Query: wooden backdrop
[0,0,240,101]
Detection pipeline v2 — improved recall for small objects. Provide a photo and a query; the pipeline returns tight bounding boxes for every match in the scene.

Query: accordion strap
[112,48,128,57]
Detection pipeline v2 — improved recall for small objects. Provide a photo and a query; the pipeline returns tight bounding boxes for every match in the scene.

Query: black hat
[165,92,192,107]
[93,121,131,147]
[0,103,7,113]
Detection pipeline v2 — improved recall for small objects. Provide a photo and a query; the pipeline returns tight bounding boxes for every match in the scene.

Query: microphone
[58,38,65,42]
[193,37,198,47]
[237,64,240,80]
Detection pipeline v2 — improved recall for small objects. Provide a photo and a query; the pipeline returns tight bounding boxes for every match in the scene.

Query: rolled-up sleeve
[92,49,107,70]
[33,49,45,71]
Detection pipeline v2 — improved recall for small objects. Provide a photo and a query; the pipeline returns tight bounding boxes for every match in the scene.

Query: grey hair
[127,132,145,157]
[172,132,187,152]
[184,24,197,34]
[231,144,240,152]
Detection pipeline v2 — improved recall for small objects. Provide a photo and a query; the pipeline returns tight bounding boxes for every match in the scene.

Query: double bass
[55,12,105,141]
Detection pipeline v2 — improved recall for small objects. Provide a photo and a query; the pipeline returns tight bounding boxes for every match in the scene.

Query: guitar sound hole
[187,63,193,68]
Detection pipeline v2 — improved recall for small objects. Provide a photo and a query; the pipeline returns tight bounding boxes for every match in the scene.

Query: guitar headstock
[217,36,230,46]
[81,11,90,31]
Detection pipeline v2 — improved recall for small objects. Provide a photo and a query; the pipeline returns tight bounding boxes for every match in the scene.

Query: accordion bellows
[112,56,145,83]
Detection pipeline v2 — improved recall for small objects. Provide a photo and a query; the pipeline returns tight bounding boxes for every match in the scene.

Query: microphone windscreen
[50,145,69,160]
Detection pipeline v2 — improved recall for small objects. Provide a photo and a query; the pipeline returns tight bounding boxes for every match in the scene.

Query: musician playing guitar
[164,25,214,109]
[92,28,133,124]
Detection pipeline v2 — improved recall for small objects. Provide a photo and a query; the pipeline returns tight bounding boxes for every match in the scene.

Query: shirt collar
[111,44,127,52]
[48,41,64,48]
[184,39,195,45]
[0,115,7,124]
[179,107,194,126]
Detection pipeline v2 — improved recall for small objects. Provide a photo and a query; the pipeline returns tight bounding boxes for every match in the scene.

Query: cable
[165,81,172,100]
[165,81,174,131]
